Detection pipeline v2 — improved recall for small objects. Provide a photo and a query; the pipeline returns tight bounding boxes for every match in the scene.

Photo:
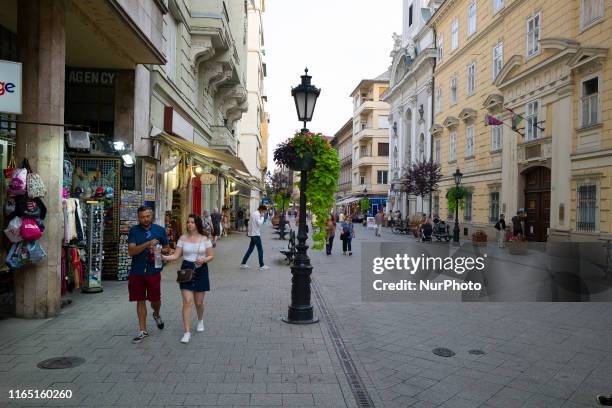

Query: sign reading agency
[0,60,22,114]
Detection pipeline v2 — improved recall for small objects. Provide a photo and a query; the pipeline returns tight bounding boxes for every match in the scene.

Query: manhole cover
[469,349,485,355]
[432,347,455,357]
[37,357,85,369]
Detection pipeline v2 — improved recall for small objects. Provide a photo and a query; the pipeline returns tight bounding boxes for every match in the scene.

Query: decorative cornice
[191,36,215,74]
[568,47,608,70]
[430,123,444,136]
[443,116,459,129]
[483,93,504,111]
[494,55,523,87]
[540,38,580,51]
[458,108,477,122]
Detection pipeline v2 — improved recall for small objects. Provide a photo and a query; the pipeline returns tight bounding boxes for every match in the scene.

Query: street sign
[200,173,217,185]
[0,60,22,114]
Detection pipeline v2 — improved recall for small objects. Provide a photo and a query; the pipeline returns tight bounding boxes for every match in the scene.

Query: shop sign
[164,106,194,142]
[67,68,115,86]
[200,173,217,185]
[0,60,22,114]
[144,162,156,201]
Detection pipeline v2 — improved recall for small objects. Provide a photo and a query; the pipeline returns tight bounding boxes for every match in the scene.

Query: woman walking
[325,215,336,255]
[340,215,355,255]
[162,214,214,344]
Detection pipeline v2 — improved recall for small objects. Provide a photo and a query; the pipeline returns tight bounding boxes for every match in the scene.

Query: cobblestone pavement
[1,221,612,408]
[0,222,356,408]
[312,223,612,408]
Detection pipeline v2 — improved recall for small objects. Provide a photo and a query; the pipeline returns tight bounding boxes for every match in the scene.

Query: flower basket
[508,238,527,255]
[288,151,314,172]
[471,230,488,247]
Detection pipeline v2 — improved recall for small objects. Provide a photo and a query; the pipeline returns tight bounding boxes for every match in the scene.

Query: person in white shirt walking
[240,205,269,271]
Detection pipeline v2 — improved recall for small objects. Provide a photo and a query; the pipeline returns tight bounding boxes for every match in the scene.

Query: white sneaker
[180,332,191,344]
[196,320,205,332]
[259,265,270,271]
[240,264,249,269]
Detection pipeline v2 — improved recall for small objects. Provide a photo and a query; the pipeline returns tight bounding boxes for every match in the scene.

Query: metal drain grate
[311,279,375,408]
[432,347,456,357]
[37,357,85,369]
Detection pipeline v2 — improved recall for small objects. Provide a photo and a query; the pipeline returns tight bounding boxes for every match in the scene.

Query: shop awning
[336,196,360,206]
[155,131,250,174]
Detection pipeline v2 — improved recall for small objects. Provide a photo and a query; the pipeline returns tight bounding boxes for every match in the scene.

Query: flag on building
[506,107,524,131]
[485,114,504,126]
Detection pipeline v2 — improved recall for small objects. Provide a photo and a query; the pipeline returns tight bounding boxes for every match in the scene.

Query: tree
[266,170,292,207]
[402,160,443,215]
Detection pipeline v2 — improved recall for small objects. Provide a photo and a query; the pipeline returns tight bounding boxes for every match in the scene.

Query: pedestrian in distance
[511,209,524,237]
[210,208,221,247]
[162,214,214,344]
[340,215,355,255]
[375,208,384,237]
[127,206,171,344]
[494,213,506,248]
[240,205,270,271]
[245,209,250,231]
[325,215,336,255]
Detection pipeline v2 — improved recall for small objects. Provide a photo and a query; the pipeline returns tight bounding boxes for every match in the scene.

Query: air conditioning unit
[66,130,91,150]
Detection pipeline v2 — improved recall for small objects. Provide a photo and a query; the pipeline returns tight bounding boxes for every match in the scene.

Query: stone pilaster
[15,0,66,318]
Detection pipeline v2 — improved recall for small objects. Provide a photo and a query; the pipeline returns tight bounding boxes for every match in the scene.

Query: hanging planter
[273,132,340,250]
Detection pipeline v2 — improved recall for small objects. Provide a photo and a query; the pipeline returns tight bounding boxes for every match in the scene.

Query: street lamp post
[452,168,463,243]
[283,68,320,325]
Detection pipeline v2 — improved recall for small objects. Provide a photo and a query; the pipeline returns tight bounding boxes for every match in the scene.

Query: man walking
[240,205,269,271]
[494,213,506,248]
[127,206,170,344]
[211,208,221,247]
[374,208,384,237]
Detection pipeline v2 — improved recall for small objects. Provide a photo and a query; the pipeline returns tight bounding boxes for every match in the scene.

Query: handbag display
[176,238,203,283]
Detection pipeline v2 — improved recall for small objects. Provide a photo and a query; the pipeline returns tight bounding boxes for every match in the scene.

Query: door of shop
[523,167,550,242]
[192,177,201,215]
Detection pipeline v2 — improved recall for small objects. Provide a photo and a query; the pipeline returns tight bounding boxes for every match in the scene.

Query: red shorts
[128,273,161,302]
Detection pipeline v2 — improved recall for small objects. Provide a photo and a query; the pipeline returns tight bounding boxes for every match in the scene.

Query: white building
[384,0,442,218]
[240,0,268,212]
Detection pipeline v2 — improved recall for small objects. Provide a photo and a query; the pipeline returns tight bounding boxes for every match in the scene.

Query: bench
[279,230,296,264]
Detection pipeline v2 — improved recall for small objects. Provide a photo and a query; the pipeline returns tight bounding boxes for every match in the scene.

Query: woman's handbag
[176,268,195,283]
[176,238,203,283]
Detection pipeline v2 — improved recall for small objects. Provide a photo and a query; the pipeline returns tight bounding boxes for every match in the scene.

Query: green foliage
[301,133,340,250]
[274,192,290,209]
[359,197,370,214]
[446,186,467,211]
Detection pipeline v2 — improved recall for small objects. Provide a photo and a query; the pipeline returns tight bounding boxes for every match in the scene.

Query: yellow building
[350,72,391,214]
[331,118,354,212]
[430,0,610,242]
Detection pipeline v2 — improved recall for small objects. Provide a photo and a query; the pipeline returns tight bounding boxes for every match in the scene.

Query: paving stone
[249,393,282,406]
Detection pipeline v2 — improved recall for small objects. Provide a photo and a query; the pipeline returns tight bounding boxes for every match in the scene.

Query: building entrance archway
[523,166,550,242]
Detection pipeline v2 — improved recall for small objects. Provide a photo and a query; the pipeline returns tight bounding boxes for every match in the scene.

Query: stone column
[15,0,65,318]
[549,86,573,240]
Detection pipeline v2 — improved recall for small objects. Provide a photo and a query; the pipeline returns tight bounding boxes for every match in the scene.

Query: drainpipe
[429,27,437,218]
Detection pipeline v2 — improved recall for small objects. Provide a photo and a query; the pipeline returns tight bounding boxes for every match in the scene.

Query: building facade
[430,0,611,242]
[385,0,441,219]
[241,0,268,212]
[350,73,391,214]
[331,118,354,213]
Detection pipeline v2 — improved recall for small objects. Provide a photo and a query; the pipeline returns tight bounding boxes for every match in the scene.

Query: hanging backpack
[9,167,27,196]
[27,172,47,198]
[20,217,42,241]
[26,241,47,264]
[6,241,25,269]
[4,216,23,243]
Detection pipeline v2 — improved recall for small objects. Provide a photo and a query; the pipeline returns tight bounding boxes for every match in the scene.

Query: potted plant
[472,230,488,246]
[359,197,370,225]
[273,132,340,250]
[507,234,527,255]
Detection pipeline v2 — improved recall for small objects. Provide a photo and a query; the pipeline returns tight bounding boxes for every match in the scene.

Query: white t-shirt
[248,211,263,236]
[177,236,212,262]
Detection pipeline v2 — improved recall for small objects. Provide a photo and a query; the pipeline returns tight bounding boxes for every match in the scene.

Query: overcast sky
[263,1,403,170]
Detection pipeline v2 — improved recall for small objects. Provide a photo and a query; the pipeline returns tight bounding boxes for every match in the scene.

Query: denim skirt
[179,260,210,292]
